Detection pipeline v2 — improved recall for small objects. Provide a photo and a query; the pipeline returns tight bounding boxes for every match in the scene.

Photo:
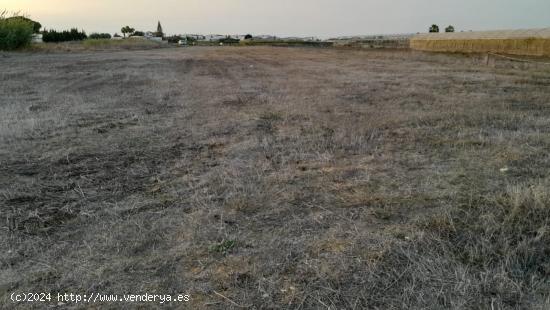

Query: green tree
[6,16,41,33]
[121,26,135,38]
[429,24,440,33]
[445,25,455,33]
[42,28,87,42]
[244,34,253,40]
[89,33,112,39]
[0,11,33,50]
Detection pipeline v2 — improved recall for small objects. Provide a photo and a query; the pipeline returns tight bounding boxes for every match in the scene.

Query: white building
[31,34,43,43]
[255,35,278,40]
[185,34,206,40]
[204,34,227,41]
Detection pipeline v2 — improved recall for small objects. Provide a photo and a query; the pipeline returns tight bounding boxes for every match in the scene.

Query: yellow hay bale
[411,28,550,56]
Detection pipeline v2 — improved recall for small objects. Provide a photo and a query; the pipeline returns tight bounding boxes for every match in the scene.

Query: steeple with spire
[156,21,163,38]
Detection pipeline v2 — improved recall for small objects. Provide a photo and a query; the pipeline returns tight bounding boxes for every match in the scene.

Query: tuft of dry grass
[363,181,550,309]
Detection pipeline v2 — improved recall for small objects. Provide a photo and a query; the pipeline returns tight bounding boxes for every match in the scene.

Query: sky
[3,0,550,37]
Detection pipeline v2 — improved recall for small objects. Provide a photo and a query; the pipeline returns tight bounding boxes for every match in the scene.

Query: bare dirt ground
[1,46,550,309]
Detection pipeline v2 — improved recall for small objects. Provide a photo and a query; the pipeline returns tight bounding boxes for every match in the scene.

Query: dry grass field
[1,46,550,309]
[25,38,166,53]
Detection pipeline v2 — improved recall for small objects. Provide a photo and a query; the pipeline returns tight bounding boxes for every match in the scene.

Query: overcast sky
[4,0,550,37]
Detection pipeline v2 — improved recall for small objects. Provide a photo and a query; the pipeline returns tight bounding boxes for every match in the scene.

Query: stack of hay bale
[410,28,550,56]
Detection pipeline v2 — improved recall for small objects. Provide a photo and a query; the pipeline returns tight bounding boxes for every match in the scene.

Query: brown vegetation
[26,38,166,52]
[1,47,550,309]
[411,29,550,56]
[411,38,550,56]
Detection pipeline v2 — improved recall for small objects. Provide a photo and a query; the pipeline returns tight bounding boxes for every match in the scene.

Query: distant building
[31,34,43,43]
[328,34,412,49]
[186,34,206,40]
[143,31,163,42]
[156,21,164,37]
[254,35,278,40]
[204,34,227,42]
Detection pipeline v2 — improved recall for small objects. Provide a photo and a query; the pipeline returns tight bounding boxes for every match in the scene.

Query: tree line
[120,22,163,38]
[42,28,87,42]
[429,25,455,33]
[89,33,112,39]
